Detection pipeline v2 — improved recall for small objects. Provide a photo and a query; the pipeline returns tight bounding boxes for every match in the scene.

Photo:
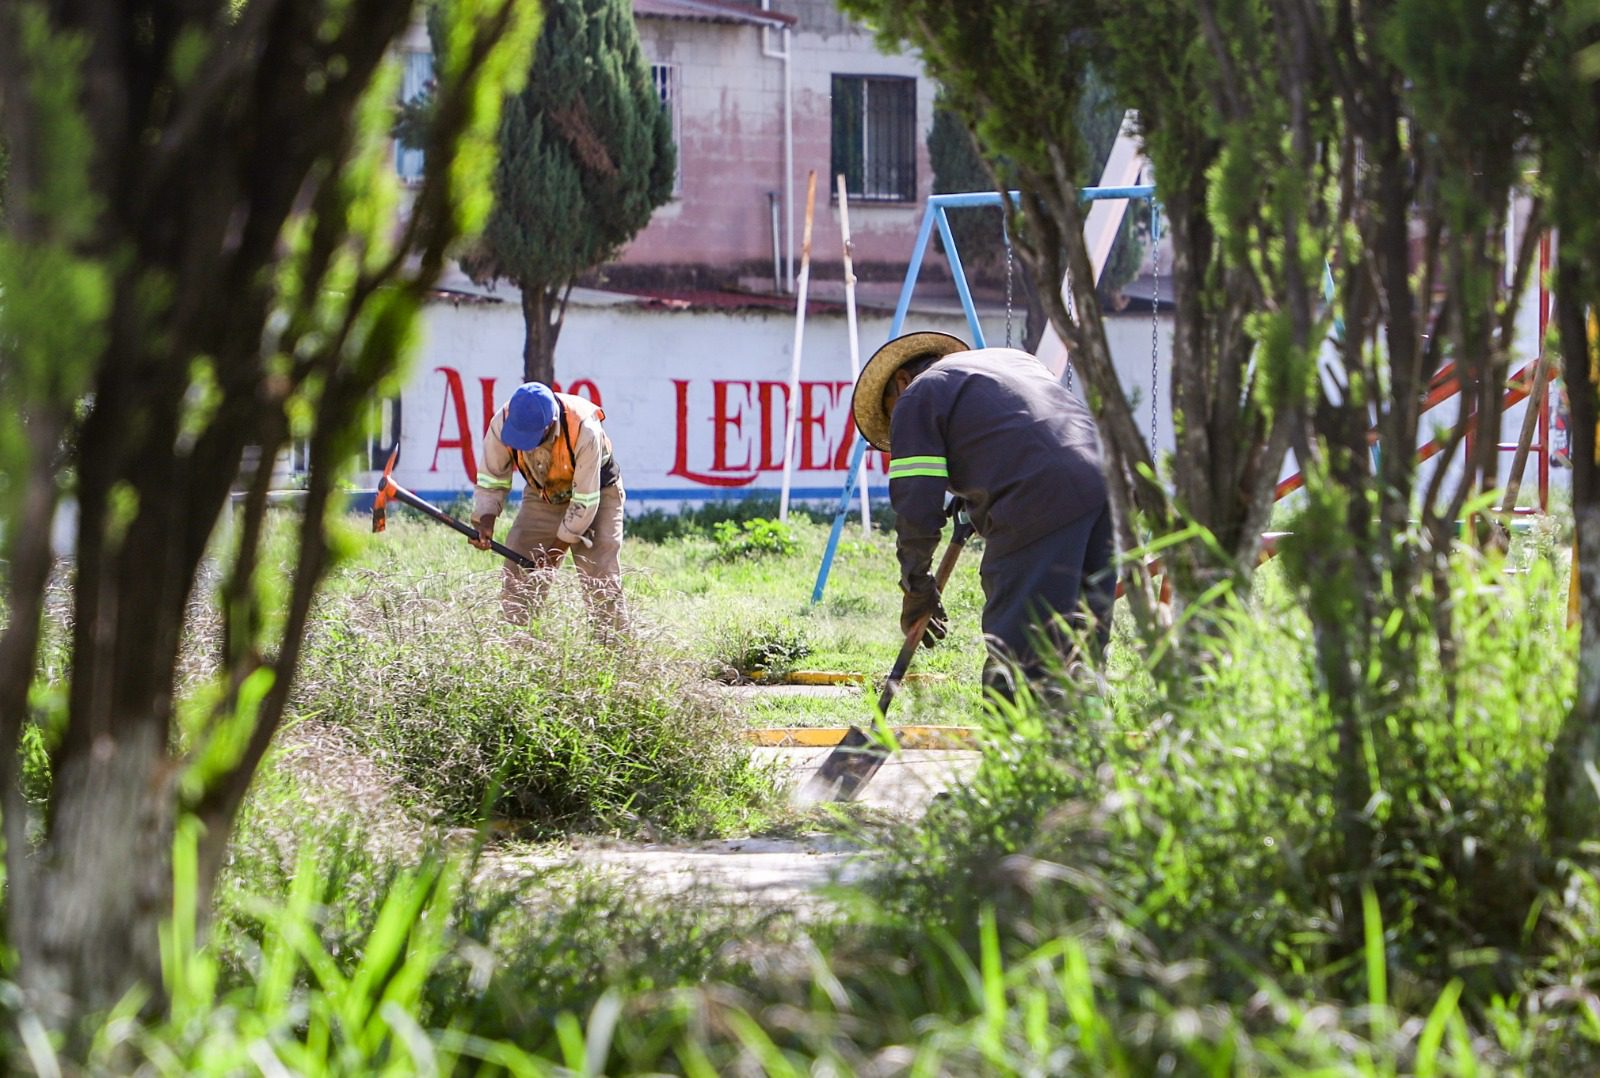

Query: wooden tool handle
[877,516,975,713]
[386,482,542,570]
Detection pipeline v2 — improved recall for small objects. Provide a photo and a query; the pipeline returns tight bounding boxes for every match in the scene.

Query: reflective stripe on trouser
[501,483,626,629]
[977,501,1114,699]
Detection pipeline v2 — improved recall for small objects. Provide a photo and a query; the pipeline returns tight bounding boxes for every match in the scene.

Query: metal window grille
[831,75,916,202]
[395,50,434,184]
[650,62,683,195]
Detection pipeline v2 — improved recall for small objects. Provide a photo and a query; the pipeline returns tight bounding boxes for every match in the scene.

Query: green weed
[706,615,813,679]
[711,517,800,561]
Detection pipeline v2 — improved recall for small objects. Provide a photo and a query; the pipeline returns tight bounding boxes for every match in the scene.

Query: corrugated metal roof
[633,0,796,28]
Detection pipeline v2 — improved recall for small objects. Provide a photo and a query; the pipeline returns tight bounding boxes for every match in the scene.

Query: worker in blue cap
[470,382,625,627]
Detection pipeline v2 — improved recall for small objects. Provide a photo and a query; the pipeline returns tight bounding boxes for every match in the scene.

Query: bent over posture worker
[470,381,626,628]
[852,332,1114,695]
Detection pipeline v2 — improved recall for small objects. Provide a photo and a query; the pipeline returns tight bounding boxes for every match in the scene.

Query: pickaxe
[371,447,540,569]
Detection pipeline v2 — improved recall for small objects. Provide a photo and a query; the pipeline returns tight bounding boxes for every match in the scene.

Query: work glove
[470,514,496,551]
[901,580,948,649]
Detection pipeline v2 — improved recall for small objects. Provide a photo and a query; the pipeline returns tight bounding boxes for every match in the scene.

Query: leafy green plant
[711,518,800,561]
[19,723,50,808]
[706,616,813,679]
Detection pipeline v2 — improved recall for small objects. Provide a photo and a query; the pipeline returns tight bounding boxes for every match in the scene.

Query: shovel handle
[877,516,975,713]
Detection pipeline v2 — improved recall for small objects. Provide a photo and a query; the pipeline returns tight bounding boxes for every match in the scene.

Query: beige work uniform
[472,402,626,628]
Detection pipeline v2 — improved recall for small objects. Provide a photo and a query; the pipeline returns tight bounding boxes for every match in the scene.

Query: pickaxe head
[372,446,400,533]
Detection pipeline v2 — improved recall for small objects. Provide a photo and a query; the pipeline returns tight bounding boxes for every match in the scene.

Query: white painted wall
[374,258,1564,515]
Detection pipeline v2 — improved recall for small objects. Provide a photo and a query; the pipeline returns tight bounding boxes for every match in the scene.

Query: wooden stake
[779,170,818,522]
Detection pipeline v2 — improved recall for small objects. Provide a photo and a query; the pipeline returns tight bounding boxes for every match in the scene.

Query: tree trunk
[520,282,568,385]
[15,722,175,1031]
[1547,265,1600,852]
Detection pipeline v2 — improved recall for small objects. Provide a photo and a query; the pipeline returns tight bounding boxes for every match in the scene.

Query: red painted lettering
[478,377,499,434]
[431,366,478,482]
[799,381,836,470]
[670,380,758,487]
[566,379,602,405]
[834,382,862,469]
[712,381,753,472]
[757,381,789,470]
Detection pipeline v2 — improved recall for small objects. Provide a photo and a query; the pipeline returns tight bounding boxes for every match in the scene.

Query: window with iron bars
[831,75,917,203]
[650,62,683,196]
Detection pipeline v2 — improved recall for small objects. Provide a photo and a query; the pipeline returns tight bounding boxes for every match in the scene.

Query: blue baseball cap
[501,382,558,450]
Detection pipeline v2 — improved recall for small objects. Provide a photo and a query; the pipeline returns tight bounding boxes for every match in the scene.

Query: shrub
[20,722,50,807]
[705,615,813,679]
[711,517,800,561]
[628,497,831,544]
[293,570,777,837]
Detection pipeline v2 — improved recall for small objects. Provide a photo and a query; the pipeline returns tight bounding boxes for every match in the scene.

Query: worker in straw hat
[853,332,1114,696]
[470,381,626,629]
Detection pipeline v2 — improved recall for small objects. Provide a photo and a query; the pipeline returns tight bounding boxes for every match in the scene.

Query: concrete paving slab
[755,746,982,814]
[493,838,868,911]
[483,745,981,910]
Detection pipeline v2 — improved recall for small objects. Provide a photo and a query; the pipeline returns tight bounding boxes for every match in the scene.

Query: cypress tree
[462,0,676,383]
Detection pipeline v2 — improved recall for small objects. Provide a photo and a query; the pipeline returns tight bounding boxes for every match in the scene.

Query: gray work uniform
[886,348,1113,687]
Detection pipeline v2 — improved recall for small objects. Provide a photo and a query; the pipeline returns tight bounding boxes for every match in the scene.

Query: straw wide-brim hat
[851,331,970,452]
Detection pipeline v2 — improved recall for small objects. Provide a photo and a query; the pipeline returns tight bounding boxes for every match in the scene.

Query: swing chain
[1149,199,1161,458]
[1001,213,1015,348]
[1063,264,1076,391]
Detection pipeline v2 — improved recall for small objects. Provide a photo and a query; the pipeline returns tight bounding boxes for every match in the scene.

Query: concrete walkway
[497,836,868,912]
[487,744,980,911]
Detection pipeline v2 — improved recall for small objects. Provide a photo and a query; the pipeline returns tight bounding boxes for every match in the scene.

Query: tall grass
[292,566,777,837]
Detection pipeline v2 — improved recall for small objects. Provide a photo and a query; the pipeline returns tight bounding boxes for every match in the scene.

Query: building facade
[617,0,936,292]
[393,1,940,293]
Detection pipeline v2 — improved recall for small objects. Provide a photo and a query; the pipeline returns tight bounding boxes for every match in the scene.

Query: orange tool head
[372,446,400,533]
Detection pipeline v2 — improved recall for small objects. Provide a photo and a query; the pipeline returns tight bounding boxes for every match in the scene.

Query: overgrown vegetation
[15,522,1590,1073]
[0,0,543,1024]
[296,566,776,837]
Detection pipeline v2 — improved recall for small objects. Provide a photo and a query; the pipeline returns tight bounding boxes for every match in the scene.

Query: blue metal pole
[934,204,988,347]
[810,184,1159,603]
[923,185,1154,210]
[811,202,941,603]
[812,438,869,603]
[926,190,1022,209]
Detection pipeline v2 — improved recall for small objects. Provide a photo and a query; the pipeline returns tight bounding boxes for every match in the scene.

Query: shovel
[371,447,543,568]
[796,513,976,804]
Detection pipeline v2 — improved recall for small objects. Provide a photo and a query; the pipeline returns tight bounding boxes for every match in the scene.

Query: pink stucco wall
[615,4,936,287]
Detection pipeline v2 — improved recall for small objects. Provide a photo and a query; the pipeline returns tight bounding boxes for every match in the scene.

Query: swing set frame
[810,184,1157,603]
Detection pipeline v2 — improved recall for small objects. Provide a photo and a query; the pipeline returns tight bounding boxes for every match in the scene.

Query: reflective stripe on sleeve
[887,454,949,480]
[569,490,601,507]
[476,476,514,491]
